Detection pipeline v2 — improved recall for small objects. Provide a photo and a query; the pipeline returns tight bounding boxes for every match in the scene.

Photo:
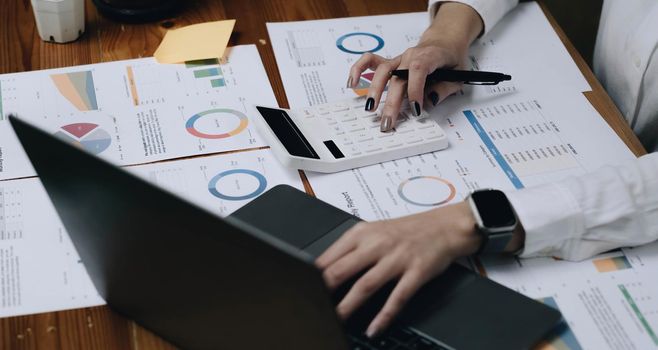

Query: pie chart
[54,123,112,155]
[353,72,388,97]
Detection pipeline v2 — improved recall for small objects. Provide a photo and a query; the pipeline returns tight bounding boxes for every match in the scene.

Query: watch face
[472,190,517,228]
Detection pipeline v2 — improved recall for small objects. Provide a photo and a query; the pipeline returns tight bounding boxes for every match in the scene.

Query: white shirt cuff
[504,183,585,259]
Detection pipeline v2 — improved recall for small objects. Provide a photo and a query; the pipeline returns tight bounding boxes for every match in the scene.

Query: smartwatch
[466,189,519,254]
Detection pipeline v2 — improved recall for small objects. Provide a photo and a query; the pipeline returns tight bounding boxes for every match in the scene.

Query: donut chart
[336,32,385,54]
[397,176,456,207]
[186,108,249,139]
[208,169,268,201]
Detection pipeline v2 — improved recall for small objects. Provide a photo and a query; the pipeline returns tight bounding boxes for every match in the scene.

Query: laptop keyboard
[349,327,449,350]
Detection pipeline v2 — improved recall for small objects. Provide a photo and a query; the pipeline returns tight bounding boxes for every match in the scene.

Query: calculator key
[423,129,445,140]
[396,125,414,133]
[335,111,352,119]
[405,136,424,144]
[377,132,393,138]
[349,99,366,108]
[338,135,354,144]
[345,120,362,129]
[357,136,374,143]
[315,105,332,115]
[380,137,400,146]
[346,145,362,156]
[365,146,383,153]
[332,103,350,112]
[417,122,437,129]
[356,110,378,119]
[349,127,366,133]
[365,117,382,125]
[341,115,357,123]
[386,142,403,149]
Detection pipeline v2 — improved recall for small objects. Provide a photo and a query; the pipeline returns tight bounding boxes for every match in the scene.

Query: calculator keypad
[296,99,445,159]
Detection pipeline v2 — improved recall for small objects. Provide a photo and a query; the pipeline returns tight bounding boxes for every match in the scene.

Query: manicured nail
[366,324,380,338]
[346,76,353,88]
[428,91,439,106]
[381,115,393,132]
[365,97,375,111]
[410,100,421,117]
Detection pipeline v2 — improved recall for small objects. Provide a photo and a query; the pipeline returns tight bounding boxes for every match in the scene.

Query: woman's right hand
[346,2,484,132]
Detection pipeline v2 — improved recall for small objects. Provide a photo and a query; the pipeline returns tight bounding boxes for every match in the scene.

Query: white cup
[31,0,85,43]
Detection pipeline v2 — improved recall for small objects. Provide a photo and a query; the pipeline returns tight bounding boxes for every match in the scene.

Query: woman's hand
[315,201,482,338]
[347,42,465,132]
[346,2,484,132]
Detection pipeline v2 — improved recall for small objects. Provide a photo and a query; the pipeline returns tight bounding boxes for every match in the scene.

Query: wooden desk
[0,0,647,349]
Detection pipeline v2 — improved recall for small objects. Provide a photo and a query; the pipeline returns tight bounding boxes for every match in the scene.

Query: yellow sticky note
[154,20,236,64]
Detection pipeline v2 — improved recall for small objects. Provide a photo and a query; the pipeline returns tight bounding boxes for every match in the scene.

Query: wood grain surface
[0,0,646,349]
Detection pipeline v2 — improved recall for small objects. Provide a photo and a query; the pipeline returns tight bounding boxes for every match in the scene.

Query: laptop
[9,115,561,350]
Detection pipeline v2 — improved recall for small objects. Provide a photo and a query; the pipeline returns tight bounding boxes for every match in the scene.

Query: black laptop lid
[8,116,349,350]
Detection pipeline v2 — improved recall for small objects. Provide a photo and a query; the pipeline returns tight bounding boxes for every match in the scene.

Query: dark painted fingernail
[365,97,375,111]
[381,115,393,132]
[346,76,353,88]
[428,91,439,106]
[410,100,421,117]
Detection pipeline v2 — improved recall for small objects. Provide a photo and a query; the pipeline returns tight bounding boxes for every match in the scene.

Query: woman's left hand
[315,201,482,338]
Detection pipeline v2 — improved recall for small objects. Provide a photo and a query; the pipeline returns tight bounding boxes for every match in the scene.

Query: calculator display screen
[256,106,320,159]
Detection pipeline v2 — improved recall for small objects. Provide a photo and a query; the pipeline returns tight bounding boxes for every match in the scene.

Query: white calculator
[254,97,449,173]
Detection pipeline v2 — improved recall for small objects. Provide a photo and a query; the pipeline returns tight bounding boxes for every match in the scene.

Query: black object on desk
[92,0,182,23]
[392,69,512,85]
[9,115,560,350]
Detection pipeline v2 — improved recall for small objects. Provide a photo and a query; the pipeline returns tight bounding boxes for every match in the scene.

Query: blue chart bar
[463,110,524,189]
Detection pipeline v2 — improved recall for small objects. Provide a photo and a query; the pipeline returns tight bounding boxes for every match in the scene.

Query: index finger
[365,270,427,338]
[406,56,445,116]
[348,53,387,88]
[316,225,362,269]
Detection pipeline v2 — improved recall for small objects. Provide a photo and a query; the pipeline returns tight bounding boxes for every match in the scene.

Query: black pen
[391,69,512,85]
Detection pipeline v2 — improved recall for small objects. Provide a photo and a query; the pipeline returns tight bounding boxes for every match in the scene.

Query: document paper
[0,45,272,181]
[266,2,590,109]
[266,4,658,349]
[0,149,303,318]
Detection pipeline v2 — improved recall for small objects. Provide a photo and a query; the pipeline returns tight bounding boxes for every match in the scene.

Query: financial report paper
[266,2,591,109]
[0,149,303,318]
[266,5,658,349]
[0,45,273,181]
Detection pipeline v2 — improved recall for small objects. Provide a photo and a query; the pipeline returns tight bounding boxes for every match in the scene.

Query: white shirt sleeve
[428,0,518,35]
[505,152,658,261]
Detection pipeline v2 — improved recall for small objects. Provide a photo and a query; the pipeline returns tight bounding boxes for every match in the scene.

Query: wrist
[443,201,481,258]
[425,2,483,50]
